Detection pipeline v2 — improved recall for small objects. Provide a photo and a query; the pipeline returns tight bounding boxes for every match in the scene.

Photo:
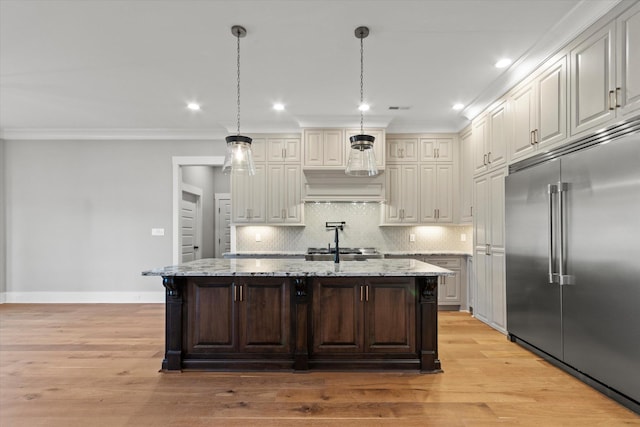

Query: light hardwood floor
[0,304,638,426]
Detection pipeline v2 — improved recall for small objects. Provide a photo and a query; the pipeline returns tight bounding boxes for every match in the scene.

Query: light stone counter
[384,251,472,257]
[223,251,305,258]
[142,258,453,277]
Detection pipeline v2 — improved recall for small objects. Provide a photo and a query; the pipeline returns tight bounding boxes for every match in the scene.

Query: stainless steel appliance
[506,120,640,413]
[305,247,382,261]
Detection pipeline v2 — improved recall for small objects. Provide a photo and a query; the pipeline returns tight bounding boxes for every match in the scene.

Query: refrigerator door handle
[558,182,574,285]
[548,184,558,284]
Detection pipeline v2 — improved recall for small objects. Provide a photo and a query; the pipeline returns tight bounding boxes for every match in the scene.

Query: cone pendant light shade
[223,25,256,176]
[346,26,378,177]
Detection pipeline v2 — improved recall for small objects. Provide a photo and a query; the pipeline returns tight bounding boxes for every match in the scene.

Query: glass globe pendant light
[223,25,256,176]
[346,26,379,177]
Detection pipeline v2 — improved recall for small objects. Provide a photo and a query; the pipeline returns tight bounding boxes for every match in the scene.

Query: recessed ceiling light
[273,103,285,111]
[495,58,512,69]
[452,103,465,111]
[358,103,370,112]
[187,102,201,111]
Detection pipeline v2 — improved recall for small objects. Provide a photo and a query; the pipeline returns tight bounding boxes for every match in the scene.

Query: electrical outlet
[151,228,165,236]
[460,233,467,242]
[409,233,416,242]
[255,233,261,242]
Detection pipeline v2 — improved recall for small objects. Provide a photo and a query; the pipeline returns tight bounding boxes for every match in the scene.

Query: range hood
[302,169,386,202]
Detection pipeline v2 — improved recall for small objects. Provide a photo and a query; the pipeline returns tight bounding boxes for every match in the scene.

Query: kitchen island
[142,258,453,373]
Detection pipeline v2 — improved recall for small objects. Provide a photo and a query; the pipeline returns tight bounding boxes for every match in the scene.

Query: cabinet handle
[366,285,369,302]
[615,87,621,108]
[437,208,440,219]
[483,154,488,165]
[486,244,491,256]
[471,206,473,217]
[239,284,244,302]
[530,130,535,146]
[608,90,615,111]
[534,129,539,144]
[233,284,237,302]
[360,285,364,302]
[487,152,492,164]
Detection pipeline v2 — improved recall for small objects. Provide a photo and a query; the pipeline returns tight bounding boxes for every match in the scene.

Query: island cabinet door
[364,278,416,353]
[237,278,291,353]
[186,278,238,353]
[312,278,364,353]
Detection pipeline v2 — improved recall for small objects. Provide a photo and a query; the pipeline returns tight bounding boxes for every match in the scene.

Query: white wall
[181,166,230,258]
[3,138,226,302]
[0,139,6,301]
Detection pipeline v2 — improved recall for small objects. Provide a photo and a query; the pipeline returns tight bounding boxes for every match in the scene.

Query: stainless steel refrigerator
[506,120,640,412]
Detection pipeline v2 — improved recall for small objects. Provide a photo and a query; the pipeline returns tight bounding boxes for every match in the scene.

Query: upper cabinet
[267,137,301,163]
[472,101,506,176]
[386,138,419,163]
[419,137,454,163]
[303,129,345,168]
[231,164,267,224]
[510,56,568,162]
[616,2,640,119]
[570,2,640,137]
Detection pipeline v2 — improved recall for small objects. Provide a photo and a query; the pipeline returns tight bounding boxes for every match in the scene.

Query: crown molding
[461,0,623,121]
[0,128,230,141]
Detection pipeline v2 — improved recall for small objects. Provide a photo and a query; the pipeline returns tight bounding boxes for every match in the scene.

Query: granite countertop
[223,251,306,258]
[142,258,453,277]
[384,251,472,256]
[223,250,472,258]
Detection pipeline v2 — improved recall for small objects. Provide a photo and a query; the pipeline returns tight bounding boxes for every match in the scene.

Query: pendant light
[222,25,256,176]
[346,26,379,177]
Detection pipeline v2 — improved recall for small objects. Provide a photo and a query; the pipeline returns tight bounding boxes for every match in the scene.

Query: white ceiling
[0,0,621,139]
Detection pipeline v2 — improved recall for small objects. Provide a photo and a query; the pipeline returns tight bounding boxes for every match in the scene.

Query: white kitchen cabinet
[267,137,301,163]
[472,101,507,176]
[345,128,386,169]
[231,164,266,224]
[570,22,617,136]
[459,126,473,223]
[419,137,454,163]
[570,3,640,136]
[266,164,302,224]
[248,138,267,162]
[419,164,453,223]
[303,129,345,168]
[510,56,568,162]
[386,138,419,163]
[471,113,489,175]
[473,167,506,333]
[617,2,640,119]
[383,164,419,224]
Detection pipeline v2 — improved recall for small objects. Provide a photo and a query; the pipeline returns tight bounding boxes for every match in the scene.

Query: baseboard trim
[0,291,165,304]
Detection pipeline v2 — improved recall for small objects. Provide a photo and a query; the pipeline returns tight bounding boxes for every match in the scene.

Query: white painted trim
[2,292,165,304]
[172,156,225,264]
[0,128,228,141]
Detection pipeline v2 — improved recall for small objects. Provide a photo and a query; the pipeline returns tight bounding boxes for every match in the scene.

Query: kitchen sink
[304,247,382,261]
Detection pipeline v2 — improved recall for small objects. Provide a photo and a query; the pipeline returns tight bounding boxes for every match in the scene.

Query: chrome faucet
[326,222,345,263]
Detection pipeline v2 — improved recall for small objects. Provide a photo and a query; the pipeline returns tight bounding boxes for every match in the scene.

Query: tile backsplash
[235,202,473,252]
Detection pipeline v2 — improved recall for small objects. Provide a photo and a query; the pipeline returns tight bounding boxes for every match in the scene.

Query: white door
[180,192,199,263]
[215,194,232,258]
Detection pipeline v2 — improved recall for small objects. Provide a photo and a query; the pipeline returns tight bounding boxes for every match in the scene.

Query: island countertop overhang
[142,258,454,277]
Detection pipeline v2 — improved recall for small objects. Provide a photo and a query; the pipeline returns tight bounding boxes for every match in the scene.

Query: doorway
[172,156,226,264]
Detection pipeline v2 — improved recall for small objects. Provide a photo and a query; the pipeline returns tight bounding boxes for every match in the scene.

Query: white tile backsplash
[236,202,473,253]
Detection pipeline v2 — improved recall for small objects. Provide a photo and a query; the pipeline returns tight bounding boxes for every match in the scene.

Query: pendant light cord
[360,34,364,135]
[236,30,241,136]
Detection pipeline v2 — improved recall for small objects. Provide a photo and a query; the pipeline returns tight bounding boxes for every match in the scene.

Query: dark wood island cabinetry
[143,258,452,373]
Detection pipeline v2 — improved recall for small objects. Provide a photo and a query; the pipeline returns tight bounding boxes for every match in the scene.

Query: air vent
[388,106,411,110]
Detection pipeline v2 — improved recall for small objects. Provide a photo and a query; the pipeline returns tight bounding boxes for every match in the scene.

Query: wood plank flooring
[1,304,638,426]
